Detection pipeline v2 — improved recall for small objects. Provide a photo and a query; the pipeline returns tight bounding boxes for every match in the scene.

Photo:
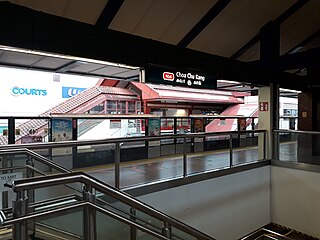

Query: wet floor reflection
[85,145,262,188]
[84,141,320,189]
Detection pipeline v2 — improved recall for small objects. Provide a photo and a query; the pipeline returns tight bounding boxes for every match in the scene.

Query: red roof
[132,83,244,104]
[205,104,258,132]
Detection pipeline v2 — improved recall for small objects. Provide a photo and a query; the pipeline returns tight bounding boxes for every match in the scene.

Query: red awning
[132,83,244,104]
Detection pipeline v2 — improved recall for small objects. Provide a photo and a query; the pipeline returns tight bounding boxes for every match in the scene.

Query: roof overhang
[0,2,305,90]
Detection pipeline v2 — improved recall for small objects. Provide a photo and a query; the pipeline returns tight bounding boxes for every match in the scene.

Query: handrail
[0,147,162,230]
[274,129,320,135]
[0,148,71,173]
[0,130,266,150]
[12,171,215,240]
[3,201,170,240]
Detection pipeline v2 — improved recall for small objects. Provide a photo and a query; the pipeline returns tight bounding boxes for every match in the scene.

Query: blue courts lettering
[11,87,47,96]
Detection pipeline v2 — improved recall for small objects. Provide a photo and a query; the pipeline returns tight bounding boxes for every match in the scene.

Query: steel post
[229,134,233,167]
[83,185,96,240]
[183,137,187,177]
[12,191,28,240]
[115,142,121,189]
[130,208,137,240]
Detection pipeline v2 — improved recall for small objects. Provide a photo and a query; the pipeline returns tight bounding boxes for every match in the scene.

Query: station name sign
[145,64,217,89]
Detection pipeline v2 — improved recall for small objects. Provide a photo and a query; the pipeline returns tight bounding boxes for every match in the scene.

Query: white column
[258,85,278,159]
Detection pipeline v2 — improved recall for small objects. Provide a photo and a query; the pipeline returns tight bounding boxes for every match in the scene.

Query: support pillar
[258,21,280,160]
[258,84,279,159]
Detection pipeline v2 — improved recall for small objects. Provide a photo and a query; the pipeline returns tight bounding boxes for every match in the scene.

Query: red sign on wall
[259,102,269,111]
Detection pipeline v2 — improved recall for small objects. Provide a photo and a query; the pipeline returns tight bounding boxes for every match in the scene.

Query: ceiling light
[279,88,301,93]
[0,45,139,70]
[217,80,240,84]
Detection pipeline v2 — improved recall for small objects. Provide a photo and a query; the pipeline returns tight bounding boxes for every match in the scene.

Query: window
[88,103,104,114]
[128,102,135,113]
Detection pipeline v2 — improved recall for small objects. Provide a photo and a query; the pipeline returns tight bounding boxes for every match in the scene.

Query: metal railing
[0,148,71,173]
[0,149,179,239]
[3,172,215,240]
[0,129,267,239]
[0,130,267,189]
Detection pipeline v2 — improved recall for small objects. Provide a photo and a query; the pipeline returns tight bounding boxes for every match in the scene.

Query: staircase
[0,148,214,240]
[241,223,319,240]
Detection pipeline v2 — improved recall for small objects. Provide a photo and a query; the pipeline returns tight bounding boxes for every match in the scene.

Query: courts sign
[62,86,86,98]
[11,86,47,96]
[145,64,217,89]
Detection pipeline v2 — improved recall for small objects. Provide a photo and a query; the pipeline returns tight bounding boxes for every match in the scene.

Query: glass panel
[135,211,163,234]
[35,208,83,239]
[279,117,297,130]
[176,118,191,133]
[232,132,261,166]
[128,102,135,113]
[187,134,231,175]
[171,227,197,240]
[117,101,126,110]
[88,103,105,114]
[278,132,298,162]
[120,139,183,188]
[96,211,130,240]
[15,118,50,144]
[0,118,8,145]
[95,193,165,239]
[161,118,174,135]
[137,229,161,240]
[0,154,27,209]
[77,142,114,170]
[34,183,82,202]
[126,119,144,137]
[107,100,117,109]
[136,101,141,111]
[77,119,107,140]
[95,193,131,217]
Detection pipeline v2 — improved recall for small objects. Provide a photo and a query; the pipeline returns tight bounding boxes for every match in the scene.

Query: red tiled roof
[205,104,258,132]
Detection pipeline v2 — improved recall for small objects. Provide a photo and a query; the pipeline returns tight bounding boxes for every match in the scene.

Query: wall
[0,67,99,116]
[137,166,271,240]
[271,166,320,237]
[298,91,313,131]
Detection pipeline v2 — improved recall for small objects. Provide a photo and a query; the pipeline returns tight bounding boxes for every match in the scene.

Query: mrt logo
[163,72,174,81]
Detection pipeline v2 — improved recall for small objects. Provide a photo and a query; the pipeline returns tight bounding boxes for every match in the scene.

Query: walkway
[83,146,261,188]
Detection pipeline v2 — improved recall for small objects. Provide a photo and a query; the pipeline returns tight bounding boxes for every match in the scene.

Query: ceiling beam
[230,0,310,60]
[177,0,231,48]
[285,29,320,54]
[229,33,260,61]
[95,0,125,28]
[250,47,320,71]
[0,2,305,90]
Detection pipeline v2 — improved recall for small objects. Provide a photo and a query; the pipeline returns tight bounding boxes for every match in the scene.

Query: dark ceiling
[0,0,319,90]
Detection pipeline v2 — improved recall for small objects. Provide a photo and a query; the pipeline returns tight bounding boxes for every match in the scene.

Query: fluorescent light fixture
[0,45,139,70]
[217,79,240,84]
[279,88,301,93]
[289,47,303,54]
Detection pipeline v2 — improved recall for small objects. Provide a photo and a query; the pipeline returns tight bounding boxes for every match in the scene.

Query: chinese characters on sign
[145,64,217,89]
[259,102,269,111]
